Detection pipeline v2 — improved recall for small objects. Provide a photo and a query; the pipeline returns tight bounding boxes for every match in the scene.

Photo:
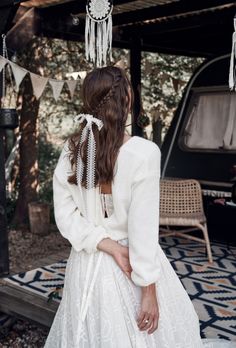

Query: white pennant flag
[66,72,80,80]
[49,79,64,101]
[78,71,87,80]
[30,72,48,100]
[66,80,78,99]
[9,61,27,91]
[0,56,7,72]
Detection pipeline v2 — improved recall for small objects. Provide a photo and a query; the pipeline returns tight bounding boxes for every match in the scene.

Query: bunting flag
[9,61,28,91]
[172,77,179,93]
[30,72,49,100]
[66,71,87,81]
[66,72,80,80]
[49,80,64,101]
[78,71,87,80]
[66,80,78,99]
[0,55,81,101]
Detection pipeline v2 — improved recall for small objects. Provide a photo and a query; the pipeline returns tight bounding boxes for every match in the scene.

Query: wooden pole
[0,129,9,277]
[130,35,143,137]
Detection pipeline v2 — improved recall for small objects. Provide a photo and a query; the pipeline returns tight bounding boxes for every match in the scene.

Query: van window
[182,91,236,151]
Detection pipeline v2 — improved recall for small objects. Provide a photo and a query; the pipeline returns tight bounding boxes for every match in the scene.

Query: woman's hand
[97,238,132,279]
[137,284,159,334]
[112,244,132,279]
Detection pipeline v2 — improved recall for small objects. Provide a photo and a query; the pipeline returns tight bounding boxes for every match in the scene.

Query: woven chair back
[160,179,204,218]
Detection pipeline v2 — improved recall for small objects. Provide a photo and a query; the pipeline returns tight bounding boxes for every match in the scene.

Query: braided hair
[67,66,133,188]
[93,73,122,114]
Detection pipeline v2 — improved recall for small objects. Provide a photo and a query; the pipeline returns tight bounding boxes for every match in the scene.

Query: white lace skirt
[43,236,234,348]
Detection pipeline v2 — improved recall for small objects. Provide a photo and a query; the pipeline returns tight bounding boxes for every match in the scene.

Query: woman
[44,66,234,347]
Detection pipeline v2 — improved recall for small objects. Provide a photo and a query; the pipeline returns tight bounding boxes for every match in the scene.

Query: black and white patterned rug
[1,237,236,341]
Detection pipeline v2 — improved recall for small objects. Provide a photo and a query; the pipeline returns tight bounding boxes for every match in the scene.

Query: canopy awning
[1,0,236,57]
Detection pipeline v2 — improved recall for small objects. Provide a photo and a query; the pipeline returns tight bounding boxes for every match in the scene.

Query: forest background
[3,36,203,226]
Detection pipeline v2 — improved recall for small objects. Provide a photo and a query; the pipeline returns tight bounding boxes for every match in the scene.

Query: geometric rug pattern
[3,261,66,302]
[2,237,236,341]
[160,237,236,341]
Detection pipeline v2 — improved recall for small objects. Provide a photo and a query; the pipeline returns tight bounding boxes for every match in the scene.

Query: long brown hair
[67,66,133,188]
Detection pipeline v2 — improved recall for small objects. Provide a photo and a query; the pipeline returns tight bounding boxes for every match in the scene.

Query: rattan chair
[159,179,213,263]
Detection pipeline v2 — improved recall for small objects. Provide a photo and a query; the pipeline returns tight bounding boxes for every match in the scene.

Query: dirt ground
[0,225,71,347]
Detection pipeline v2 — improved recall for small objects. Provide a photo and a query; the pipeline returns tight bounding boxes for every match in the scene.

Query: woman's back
[44,65,233,348]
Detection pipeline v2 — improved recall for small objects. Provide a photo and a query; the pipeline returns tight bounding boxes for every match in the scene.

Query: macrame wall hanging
[85,0,113,67]
[229,16,236,90]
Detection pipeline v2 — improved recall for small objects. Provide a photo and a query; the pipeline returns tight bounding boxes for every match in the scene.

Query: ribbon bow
[74,113,104,190]
[73,113,104,345]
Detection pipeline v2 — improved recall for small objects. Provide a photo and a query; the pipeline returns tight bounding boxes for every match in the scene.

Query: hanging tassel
[102,19,107,66]
[96,22,102,67]
[107,14,113,62]
[85,14,90,61]
[90,19,96,63]
[229,17,236,90]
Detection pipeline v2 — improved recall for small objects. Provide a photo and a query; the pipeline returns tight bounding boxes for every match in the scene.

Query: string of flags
[0,55,87,101]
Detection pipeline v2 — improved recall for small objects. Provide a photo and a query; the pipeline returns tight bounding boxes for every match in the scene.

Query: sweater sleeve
[128,144,161,287]
[53,141,110,254]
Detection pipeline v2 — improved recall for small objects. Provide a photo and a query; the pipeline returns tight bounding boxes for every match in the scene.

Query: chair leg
[198,223,213,263]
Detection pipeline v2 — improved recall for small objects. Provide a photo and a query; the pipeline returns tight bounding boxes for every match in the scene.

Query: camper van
[161,54,236,246]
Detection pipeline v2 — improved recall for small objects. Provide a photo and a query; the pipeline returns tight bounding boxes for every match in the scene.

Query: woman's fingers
[138,314,153,330]
[124,271,131,279]
[112,245,132,278]
[137,311,145,326]
[148,315,159,334]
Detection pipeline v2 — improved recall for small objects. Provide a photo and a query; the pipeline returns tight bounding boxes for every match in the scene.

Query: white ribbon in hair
[74,113,104,190]
[73,113,104,345]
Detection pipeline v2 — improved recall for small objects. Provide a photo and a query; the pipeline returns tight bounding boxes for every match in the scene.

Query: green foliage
[38,136,61,223]
[141,52,204,141]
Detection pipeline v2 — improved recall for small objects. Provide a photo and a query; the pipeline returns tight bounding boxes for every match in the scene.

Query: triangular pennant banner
[30,72,48,100]
[0,56,7,72]
[9,61,28,91]
[66,80,78,99]
[66,72,80,80]
[115,59,126,70]
[49,80,64,101]
[78,71,87,80]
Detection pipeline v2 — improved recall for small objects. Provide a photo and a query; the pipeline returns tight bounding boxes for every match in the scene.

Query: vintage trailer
[161,54,236,245]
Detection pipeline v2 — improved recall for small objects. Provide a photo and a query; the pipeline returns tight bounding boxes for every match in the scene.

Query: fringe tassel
[107,14,112,62]
[85,14,113,67]
[96,22,102,67]
[90,19,96,63]
[229,18,236,90]
[102,19,107,66]
[85,15,90,61]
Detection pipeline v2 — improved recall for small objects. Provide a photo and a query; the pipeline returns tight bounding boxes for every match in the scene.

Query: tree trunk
[12,75,40,225]
[152,119,163,148]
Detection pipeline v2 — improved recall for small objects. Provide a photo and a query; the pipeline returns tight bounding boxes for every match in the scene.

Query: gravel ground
[0,225,71,347]
[0,319,49,348]
[8,225,70,274]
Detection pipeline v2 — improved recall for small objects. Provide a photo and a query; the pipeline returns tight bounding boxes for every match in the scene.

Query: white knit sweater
[53,135,161,287]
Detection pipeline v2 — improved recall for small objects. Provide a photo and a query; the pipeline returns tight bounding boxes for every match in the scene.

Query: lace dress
[44,193,234,348]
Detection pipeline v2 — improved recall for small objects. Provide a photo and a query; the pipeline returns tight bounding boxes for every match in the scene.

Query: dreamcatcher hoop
[85,0,113,67]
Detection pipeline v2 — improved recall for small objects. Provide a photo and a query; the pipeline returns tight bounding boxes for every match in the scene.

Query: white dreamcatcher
[85,0,113,67]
